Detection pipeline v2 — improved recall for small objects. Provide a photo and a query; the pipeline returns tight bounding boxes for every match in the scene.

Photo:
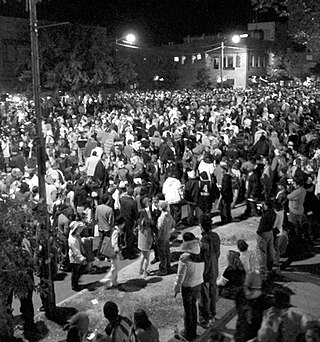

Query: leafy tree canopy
[252,0,320,52]
[17,24,137,95]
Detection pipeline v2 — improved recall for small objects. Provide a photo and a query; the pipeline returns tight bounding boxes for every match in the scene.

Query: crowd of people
[2,85,320,341]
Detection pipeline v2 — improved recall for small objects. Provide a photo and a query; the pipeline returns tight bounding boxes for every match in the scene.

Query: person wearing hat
[174,232,204,341]
[68,219,87,291]
[258,288,309,342]
[103,301,135,341]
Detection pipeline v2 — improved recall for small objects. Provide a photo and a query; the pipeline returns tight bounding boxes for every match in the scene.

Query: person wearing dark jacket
[74,179,89,215]
[184,169,200,225]
[243,165,262,218]
[257,200,276,279]
[251,134,270,157]
[119,187,139,259]
[198,215,220,328]
[219,162,233,224]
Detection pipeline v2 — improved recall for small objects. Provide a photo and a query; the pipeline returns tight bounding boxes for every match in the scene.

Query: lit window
[250,55,255,68]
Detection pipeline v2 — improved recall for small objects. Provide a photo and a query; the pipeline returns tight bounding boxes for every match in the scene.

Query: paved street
[13,239,137,316]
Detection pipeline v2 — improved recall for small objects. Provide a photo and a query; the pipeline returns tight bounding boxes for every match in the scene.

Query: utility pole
[221,41,224,92]
[29,0,56,317]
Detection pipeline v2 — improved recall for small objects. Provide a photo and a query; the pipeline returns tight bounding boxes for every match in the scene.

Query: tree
[16,24,137,95]
[252,0,320,53]
[0,197,38,340]
[194,68,212,89]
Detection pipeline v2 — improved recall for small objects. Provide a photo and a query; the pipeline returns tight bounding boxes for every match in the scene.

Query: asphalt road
[13,238,137,316]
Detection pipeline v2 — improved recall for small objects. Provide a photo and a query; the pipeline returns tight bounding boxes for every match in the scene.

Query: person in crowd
[184,169,201,226]
[217,250,246,300]
[198,171,215,216]
[256,200,276,279]
[157,200,175,276]
[300,321,320,342]
[120,186,139,259]
[258,287,310,342]
[150,194,162,265]
[242,162,262,218]
[198,214,220,328]
[219,161,233,224]
[162,169,183,225]
[236,239,254,274]
[174,232,204,342]
[63,312,89,342]
[103,301,135,342]
[95,193,114,260]
[68,219,87,291]
[137,197,154,277]
[57,204,72,271]
[101,216,126,289]
[235,272,271,342]
[133,308,160,342]
[287,177,307,242]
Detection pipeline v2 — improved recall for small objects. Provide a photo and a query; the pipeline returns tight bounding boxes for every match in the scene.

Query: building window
[226,56,234,69]
[213,57,219,69]
[250,55,255,68]
[256,56,260,68]
[306,54,313,61]
[236,55,240,67]
[261,56,266,68]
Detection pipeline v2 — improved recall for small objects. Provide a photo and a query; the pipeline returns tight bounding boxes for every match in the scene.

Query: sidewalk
[31,207,320,342]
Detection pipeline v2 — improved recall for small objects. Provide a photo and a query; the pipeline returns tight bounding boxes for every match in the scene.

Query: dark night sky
[0,0,275,45]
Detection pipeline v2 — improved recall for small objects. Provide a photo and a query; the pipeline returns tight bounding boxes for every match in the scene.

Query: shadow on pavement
[54,272,68,281]
[118,276,162,292]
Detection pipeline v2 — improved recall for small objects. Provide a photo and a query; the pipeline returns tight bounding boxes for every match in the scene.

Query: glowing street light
[116,33,140,49]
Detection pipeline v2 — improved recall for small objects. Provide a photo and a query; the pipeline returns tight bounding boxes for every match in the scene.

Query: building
[162,30,273,89]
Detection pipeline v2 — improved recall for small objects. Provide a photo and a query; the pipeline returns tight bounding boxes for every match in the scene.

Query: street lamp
[115,33,140,49]
[220,34,248,90]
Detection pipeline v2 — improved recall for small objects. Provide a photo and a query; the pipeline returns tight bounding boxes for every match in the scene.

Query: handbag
[100,236,117,259]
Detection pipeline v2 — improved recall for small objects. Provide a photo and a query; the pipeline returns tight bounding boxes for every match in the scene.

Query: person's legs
[165,240,171,273]
[209,282,217,319]
[157,239,167,274]
[265,232,275,272]
[198,282,210,325]
[97,230,106,257]
[181,285,200,341]
[257,234,267,279]
[143,250,150,275]
[71,263,81,290]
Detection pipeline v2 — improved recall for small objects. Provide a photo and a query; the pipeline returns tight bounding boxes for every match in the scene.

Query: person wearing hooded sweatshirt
[174,232,204,341]
[68,220,87,291]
